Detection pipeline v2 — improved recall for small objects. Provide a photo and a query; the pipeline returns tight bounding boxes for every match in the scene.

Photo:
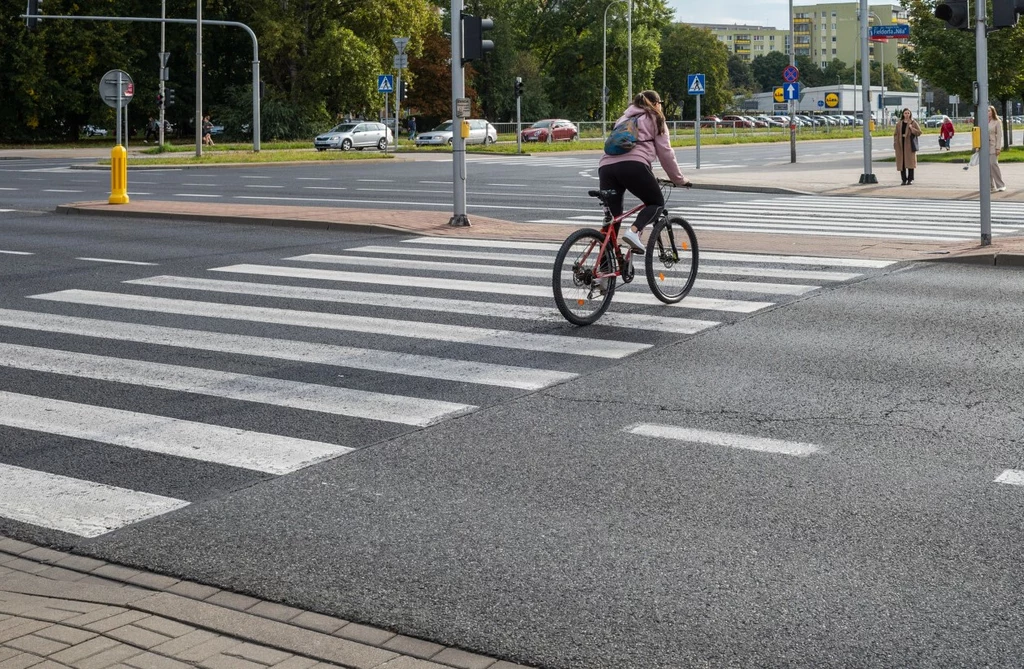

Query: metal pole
[516,94,522,154]
[159,0,165,147]
[116,71,123,147]
[626,0,632,101]
[858,0,876,183]
[195,0,202,157]
[976,1,991,245]
[695,94,701,169]
[603,3,608,138]
[449,0,469,226]
[789,0,795,163]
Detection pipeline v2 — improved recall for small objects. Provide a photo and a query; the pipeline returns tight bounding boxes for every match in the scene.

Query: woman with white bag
[987,105,1006,193]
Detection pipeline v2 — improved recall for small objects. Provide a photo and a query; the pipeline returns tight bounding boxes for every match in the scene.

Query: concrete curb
[0,537,534,669]
[921,252,1024,267]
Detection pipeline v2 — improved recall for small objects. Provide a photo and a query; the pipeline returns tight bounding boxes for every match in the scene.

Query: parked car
[743,115,768,128]
[82,125,108,137]
[699,116,723,128]
[520,119,578,142]
[314,121,393,151]
[415,119,497,146]
[721,115,753,128]
[923,114,946,128]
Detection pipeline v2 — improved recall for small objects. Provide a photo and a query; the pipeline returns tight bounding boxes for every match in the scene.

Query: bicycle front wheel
[645,216,698,304]
[552,228,617,326]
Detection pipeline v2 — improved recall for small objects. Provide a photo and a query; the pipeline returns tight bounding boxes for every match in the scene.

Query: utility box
[972,126,981,149]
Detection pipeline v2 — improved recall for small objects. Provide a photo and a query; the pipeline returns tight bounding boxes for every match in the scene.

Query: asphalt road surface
[2,205,1024,667]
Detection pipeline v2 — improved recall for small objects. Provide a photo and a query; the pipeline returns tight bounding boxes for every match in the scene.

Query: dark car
[520,119,578,142]
[721,115,753,128]
[699,116,723,128]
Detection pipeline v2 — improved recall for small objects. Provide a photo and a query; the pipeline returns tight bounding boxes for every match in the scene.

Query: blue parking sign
[377,75,394,93]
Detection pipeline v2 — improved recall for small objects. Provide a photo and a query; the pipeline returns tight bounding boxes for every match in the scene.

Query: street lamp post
[627,0,632,101]
[602,0,627,138]
[870,13,885,126]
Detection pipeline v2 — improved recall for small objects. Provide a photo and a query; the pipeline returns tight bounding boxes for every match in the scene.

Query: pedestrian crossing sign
[687,74,705,96]
[377,75,394,93]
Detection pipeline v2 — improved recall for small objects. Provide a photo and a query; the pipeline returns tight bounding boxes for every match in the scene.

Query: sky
[668,0,818,29]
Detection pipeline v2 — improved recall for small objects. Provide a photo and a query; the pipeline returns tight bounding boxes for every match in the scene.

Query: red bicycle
[552,179,698,326]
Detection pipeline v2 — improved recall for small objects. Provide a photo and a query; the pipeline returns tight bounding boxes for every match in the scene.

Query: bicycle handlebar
[657,178,692,189]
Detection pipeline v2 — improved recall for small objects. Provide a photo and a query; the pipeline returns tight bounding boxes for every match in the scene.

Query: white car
[314,121,393,151]
[415,119,497,146]
[82,125,108,137]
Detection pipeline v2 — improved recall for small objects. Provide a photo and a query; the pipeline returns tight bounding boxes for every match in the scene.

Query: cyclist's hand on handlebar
[660,177,692,189]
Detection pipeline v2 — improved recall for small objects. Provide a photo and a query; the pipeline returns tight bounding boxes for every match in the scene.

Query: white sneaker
[997,187,1006,192]
[620,228,645,255]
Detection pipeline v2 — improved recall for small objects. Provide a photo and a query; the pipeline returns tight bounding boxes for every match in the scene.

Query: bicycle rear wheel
[645,216,698,304]
[552,228,617,325]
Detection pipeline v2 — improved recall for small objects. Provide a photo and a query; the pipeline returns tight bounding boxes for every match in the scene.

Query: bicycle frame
[588,202,646,280]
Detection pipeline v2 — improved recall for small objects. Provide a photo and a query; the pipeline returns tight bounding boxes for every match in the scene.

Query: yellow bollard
[109,144,129,204]
[972,126,981,150]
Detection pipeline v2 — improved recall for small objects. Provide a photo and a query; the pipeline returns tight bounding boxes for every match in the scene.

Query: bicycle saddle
[588,189,618,199]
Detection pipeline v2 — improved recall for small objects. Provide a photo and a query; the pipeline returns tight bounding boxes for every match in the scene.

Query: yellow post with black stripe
[108,145,129,204]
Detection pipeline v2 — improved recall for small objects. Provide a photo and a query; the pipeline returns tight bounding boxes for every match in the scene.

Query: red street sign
[125,83,134,97]
[782,64,799,83]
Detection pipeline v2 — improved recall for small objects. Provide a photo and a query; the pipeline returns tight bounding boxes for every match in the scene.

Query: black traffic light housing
[934,0,970,30]
[399,80,408,101]
[514,77,523,98]
[165,88,176,107]
[992,0,1024,28]
[156,93,164,108]
[25,0,40,30]
[462,14,494,64]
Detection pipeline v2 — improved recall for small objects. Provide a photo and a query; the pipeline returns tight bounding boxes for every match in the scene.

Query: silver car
[314,122,392,151]
[415,119,497,146]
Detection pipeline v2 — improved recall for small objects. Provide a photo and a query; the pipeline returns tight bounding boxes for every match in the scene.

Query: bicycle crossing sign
[687,73,705,96]
[377,75,394,93]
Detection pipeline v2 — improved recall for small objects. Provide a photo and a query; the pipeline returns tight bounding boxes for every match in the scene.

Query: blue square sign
[783,82,800,101]
[687,74,705,96]
[377,75,394,93]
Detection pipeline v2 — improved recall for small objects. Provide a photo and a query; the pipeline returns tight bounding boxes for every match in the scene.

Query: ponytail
[633,90,666,135]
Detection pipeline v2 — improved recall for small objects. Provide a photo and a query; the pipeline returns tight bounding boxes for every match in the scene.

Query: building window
[832,48,837,54]
[832,36,837,41]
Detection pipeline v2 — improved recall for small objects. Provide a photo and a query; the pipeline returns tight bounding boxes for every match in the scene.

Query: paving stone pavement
[0,539,533,669]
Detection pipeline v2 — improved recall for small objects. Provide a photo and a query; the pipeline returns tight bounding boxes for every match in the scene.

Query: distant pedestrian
[408,116,417,140]
[987,105,1006,193]
[893,108,922,185]
[202,115,214,146]
[144,116,158,143]
[939,116,955,151]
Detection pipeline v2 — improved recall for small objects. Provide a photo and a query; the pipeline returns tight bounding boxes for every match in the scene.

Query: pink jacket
[599,105,686,183]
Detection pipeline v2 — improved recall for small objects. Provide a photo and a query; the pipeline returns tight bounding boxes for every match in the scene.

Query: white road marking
[0,391,353,475]
[0,342,475,427]
[343,245,863,282]
[76,257,158,266]
[627,424,822,457]
[210,264,771,313]
[0,307,575,391]
[287,253,816,296]
[128,275,718,335]
[240,175,272,179]
[357,179,393,182]
[0,250,33,255]
[42,189,83,193]
[0,462,189,538]
[994,470,1024,486]
[32,290,648,359]
[174,193,222,198]
[297,177,331,181]
[244,184,284,188]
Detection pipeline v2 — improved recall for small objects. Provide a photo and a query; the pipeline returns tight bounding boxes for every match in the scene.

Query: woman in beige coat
[893,108,922,185]
[987,105,1006,192]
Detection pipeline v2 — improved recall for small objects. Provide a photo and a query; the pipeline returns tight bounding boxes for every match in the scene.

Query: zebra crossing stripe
[208,264,772,313]
[0,342,475,427]
[627,424,821,457]
[0,391,353,474]
[127,277,719,335]
[0,308,575,391]
[342,246,863,282]
[401,238,896,268]
[286,254,816,296]
[30,290,649,359]
[0,462,189,538]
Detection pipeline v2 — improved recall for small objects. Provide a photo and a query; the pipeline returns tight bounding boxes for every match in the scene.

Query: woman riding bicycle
[599,90,691,255]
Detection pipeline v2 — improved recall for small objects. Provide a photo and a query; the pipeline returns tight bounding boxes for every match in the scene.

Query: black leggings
[598,161,663,231]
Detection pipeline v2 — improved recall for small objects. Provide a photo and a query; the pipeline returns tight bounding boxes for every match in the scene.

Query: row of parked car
[313,118,583,151]
[702,114,865,128]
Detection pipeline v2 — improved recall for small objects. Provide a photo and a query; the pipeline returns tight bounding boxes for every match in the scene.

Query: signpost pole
[789,0,796,163]
[858,0,876,183]
[449,0,469,227]
[976,0,991,245]
[695,93,701,170]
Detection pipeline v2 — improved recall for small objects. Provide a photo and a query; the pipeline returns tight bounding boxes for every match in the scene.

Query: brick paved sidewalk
[0,539,531,669]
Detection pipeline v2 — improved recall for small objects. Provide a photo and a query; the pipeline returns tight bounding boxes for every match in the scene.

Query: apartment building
[694,2,910,73]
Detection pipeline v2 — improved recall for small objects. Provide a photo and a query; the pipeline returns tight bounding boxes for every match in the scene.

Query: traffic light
[156,93,164,108]
[992,0,1024,28]
[934,0,970,30]
[399,80,408,101]
[514,77,523,98]
[461,14,494,63]
[26,0,40,30]
[165,88,176,107]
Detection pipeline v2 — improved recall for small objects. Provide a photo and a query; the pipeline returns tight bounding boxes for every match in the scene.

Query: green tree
[653,23,730,119]
[750,51,789,92]
[727,54,756,95]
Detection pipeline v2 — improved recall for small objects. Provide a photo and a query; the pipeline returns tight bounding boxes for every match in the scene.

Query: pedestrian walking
[893,108,922,185]
[202,115,214,146]
[408,116,417,140]
[987,105,1006,193]
[939,116,955,151]
[144,117,159,144]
